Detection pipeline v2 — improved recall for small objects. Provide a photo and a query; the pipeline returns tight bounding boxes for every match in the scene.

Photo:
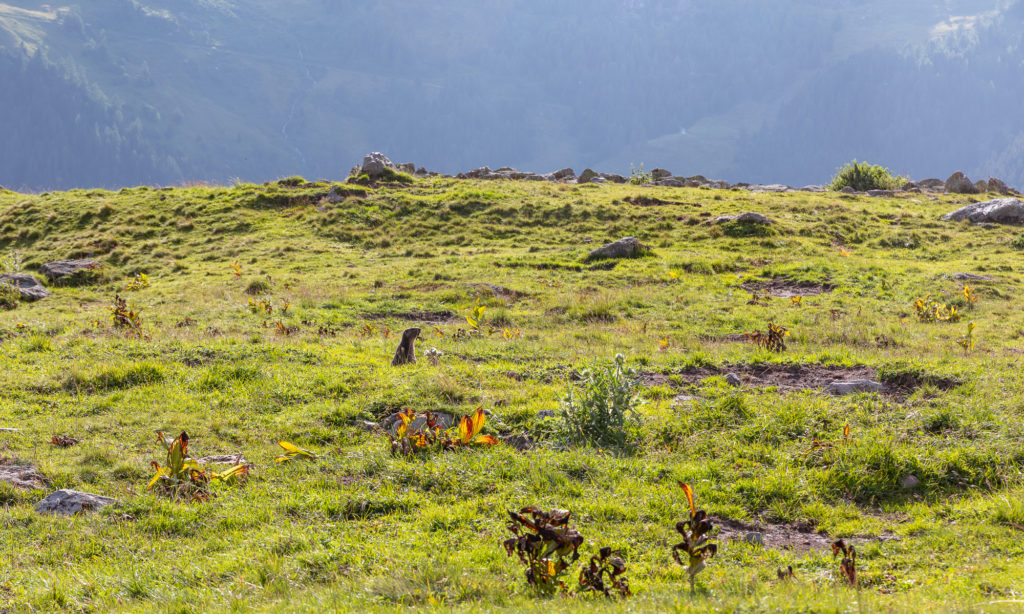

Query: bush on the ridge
[829,160,906,192]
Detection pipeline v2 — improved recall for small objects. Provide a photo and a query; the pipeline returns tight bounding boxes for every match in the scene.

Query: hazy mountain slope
[0,0,1019,189]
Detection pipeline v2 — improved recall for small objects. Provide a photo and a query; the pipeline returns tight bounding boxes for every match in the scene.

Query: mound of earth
[741,277,833,298]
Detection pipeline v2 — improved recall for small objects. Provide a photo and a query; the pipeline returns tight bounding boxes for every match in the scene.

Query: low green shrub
[1011,233,1024,250]
[556,354,642,451]
[0,282,18,310]
[829,160,906,191]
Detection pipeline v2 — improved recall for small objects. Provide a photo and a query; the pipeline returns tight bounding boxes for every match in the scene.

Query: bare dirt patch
[363,309,459,323]
[641,364,932,396]
[0,460,48,489]
[742,277,833,298]
[714,517,897,553]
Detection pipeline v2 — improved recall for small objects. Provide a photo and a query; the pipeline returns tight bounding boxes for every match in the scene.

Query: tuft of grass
[64,362,166,393]
[829,160,907,191]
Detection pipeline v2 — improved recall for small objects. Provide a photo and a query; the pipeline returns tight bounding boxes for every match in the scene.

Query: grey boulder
[587,236,648,260]
[0,274,50,300]
[826,380,884,396]
[38,259,101,283]
[713,212,772,225]
[945,171,979,194]
[35,489,117,515]
[942,198,1024,224]
[360,152,396,178]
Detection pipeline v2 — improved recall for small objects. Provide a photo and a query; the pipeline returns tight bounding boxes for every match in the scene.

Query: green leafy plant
[672,482,717,594]
[556,354,642,451]
[962,284,978,308]
[831,539,857,588]
[248,297,273,315]
[956,322,977,353]
[148,431,250,500]
[829,160,906,191]
[503,506,584,593]
[275,441,317,462]
[913,295,960,323]
[1,250,23,274]
[745,322,789,352]
[0,282,19,311]
[577,546,631,598]
[1011,233,1024,250]
[464,298,486,331]
[628,163,651,185]
[109,295,143,338]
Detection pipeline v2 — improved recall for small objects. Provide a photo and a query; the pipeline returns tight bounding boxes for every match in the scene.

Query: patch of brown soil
[715,517,898,553]
[363,309,459,323]
[642,364,879,393]
[0,460,48,489]
[625,195,701,207]
[742,277,833,298]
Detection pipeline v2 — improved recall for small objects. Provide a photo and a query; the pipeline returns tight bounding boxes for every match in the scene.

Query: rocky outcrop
[942,198,1024,224]
[827,380,884,395]
[586,236,649,260]
[0,274,50,300]
[713,212,772,225]
[360,152,396,177]
[35,489,117,515]
[945,171,980,194]
[38,259,101,284]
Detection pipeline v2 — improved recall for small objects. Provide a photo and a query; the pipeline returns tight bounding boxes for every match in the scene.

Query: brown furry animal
[391,327,420,366]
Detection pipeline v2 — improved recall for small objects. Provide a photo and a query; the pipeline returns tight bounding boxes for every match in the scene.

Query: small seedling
[124,273,150,291]
[502,327,521,340]
[454,408,499,446]
[831,539,857,588]
[231,261,242,279]
[464,298,486,331]
[248,297,273,315]
[956,322,977,353]
[745,322,788,352]
[672,482,717,594]
[275,441,317,462]
[747,290,772,306]
[110,295,143,338]
[281,298,291,314]
[659,336,670,351]
[790,296,802,307]
[503,506,584,592]
[963,284,978,308]
[578,546,631,597]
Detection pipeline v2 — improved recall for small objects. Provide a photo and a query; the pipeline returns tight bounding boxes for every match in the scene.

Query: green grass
[1,178,1023,612]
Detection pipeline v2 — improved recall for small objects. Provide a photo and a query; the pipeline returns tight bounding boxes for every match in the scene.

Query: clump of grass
[245,279,271,295]
[1011,234,1024,250]
[556,354,642,452]
[829,160,906,191]
[64,362,166,393]
[0,282,19,310]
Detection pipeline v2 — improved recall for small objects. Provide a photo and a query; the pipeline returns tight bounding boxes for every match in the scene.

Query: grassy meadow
[1,177,1024,612]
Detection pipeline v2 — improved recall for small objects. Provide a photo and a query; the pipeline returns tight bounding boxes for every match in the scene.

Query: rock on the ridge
[950,272,994,281]
[945,171,979,194]
[35,489,117,515]
[360,152,396,178]
[38,259,101,284]
[577,168,598,184]
[586,236,648,260]
[650,168,673,181]
[942,198,1024,224]
[987,177,1012,194]
[0,274,50,301]
[826,380,884,396]
[551,168,576,180]
[900,475,921,490]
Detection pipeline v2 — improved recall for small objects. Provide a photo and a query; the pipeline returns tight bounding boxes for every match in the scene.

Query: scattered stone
[537,410,556,419]
[38,259,102,284]
[826,380,884,396]
[359,152,396,178]
[381,411,455,435]
[577,168,598,184]
[591,176,607,184]
[650,168,673,181]
[197,454,249,466]
[945,171,980,194]
[840,186,856,194]
[987,177,1012,194]
[326,185,346,203]
[724,373,742,387]
[396,162,415,175]
[800,185,826,192]
[942,198,1024,224]
[713,212,772,225]
[500,433,534,451]
[0,274,50,300]
[35,489,117,515]
[866,190,894,197]
[355,421,379,432]
[744,532,765,546]
[918,178,945,191]
[601,173,627,184]
[551,168,575,180]
[651,178,684,187]
[586,236,648,260]
[391,327,420,366]
[0,463,48,489]
[951,273,994,281]
[901,474,921,490]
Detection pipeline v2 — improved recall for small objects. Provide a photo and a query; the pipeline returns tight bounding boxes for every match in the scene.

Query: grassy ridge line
[0,178,1023,612]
